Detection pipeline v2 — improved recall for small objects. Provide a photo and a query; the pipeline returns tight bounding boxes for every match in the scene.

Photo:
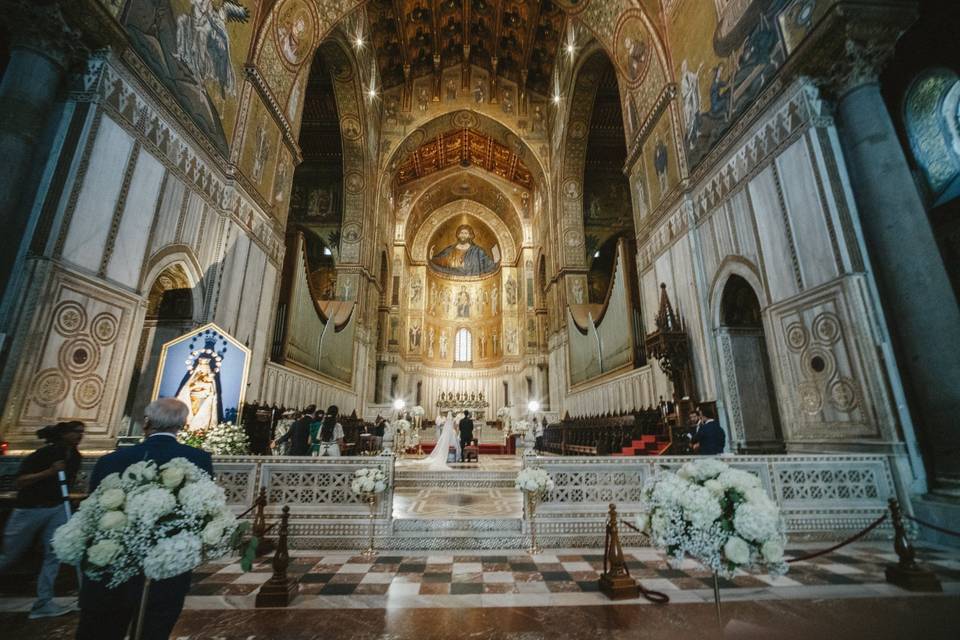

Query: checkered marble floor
[150,543,960,609]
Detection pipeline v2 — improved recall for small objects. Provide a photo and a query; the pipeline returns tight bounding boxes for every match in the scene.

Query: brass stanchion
[255,506,299,607]
[361,493,378,558]
[885,498,942,592]
[526,492,542,555]
[598,504,640,599]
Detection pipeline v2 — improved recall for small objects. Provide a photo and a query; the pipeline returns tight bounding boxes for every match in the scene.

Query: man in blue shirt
[689,407,725,456]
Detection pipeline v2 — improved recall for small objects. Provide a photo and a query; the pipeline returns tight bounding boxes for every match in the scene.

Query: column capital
[795,2,918,100]
[2,0,85,69]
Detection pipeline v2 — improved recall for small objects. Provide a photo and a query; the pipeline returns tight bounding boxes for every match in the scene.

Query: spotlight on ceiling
[552,93,561,104]
[527,400,541,413]
[566,43,576,55]
[354,35,365,49]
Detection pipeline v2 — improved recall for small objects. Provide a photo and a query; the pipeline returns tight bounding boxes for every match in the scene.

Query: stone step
[395,470,518,488]
[393,517,524,533]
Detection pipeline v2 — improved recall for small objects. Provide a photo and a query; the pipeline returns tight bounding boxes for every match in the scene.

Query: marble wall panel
[765,278,890,442]
[61,117,134,272]
[748,166,800,303]
[106,149,166,287]
[775,138,839,290]
[179,191,205,249]
[213,230,251,336]
[13,273,135,438]
[729,189,761,272]
[148,174,187,254]
[233,243,267,346]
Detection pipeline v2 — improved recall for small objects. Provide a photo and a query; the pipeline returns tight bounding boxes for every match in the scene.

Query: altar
[435,390,490,422]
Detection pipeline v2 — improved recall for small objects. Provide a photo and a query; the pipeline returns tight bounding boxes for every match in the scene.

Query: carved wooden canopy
[367,0,566,97]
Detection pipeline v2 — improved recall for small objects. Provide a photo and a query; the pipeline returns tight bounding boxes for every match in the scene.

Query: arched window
[455,328,472,363]
[904,67,960,206]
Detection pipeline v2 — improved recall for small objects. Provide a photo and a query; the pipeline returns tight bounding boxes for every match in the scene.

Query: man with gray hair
[75,398,214,640]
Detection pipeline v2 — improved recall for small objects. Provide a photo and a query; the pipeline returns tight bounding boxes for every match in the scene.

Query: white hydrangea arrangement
[409,406,425,418]
[393,419,411,434]
[200,422,250,455]
[178,421,249,455]
[52,458,243,587]
[511,419,530,435]
[496,407,512,419]
[515,466,555,496]
[634,459,788,578]
[350,467,388,496]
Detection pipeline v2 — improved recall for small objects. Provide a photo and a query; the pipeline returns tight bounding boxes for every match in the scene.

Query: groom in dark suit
[689,407,726,456]
[76,398,214,640]
[459,411,475,462]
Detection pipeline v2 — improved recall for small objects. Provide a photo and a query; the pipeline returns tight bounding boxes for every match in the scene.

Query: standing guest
[312,405,344,457]
[689,407,725,455]
[75,398,213,640]
[0,421,84,619]
[534,418,545,454]
[274,404,315,456]
[458,411,475,462]
[372,415,386,451]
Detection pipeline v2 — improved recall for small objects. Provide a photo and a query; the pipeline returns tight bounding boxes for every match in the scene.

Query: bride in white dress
[418,411,459,470]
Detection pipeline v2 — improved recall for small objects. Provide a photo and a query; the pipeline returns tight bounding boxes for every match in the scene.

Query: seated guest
[77,398,213,640]
[0,421,84,619]
[273,404,315,455]
[689,407,725,455]
[312,405,344,457]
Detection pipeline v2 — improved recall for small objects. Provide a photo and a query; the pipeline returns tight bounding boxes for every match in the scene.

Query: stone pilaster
[800,2,960,492]
[0,0,84,297]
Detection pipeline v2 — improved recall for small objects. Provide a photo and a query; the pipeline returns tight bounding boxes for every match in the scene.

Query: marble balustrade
[522,453,903,543]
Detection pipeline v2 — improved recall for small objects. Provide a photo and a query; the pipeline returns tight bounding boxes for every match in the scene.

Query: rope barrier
[786,513,888,563]
[904,514,960,538]
[614,518,670,603]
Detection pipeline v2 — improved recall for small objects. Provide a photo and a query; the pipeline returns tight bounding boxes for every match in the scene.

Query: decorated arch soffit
[410,200,518,266]
[402,170,526,249]
[382,109,549,189]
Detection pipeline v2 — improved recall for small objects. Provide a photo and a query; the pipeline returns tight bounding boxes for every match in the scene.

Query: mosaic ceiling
[366,0,567,97]
[395,128,534,189]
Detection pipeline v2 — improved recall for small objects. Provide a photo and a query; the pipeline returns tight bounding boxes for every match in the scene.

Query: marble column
[828,40,960,488]
[0,1,79,296]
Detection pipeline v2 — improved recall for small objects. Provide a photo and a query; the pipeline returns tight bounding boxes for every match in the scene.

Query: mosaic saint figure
[430,224,498,276]
[456,288,470,317]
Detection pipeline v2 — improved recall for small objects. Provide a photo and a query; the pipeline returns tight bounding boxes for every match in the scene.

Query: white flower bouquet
[515,467,555,496]
[510,419,530,436]
[497,406,512,419]
[634,459,788,578]
[52,458,244,587]
[409,405,425,417]
[393,419,412,434]
[201,422,250,455]
[350,467,388,496]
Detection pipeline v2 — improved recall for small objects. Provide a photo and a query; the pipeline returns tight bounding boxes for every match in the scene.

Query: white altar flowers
[409,405,425,418]
[515,466,555,496]
[634,459,788,578]
[52,458,243,587]
[393,418,412,434]
[350,467,388,496]
[178,421,249,455]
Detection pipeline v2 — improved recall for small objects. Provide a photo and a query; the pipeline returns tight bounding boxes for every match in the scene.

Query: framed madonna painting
[152,323,251,429]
